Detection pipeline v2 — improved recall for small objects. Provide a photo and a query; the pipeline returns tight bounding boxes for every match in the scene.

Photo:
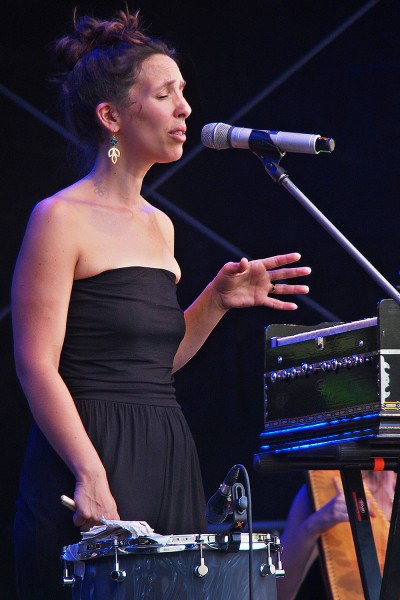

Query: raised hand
[213,253,311,311]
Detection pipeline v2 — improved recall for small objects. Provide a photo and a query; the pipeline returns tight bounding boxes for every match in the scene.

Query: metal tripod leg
[380,464,400,600]
[340,467,381,600]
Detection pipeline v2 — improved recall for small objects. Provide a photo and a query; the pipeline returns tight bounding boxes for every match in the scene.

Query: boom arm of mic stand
[257,153,400,306]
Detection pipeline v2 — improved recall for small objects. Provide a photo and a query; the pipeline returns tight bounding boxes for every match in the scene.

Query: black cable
[236,464,253,600]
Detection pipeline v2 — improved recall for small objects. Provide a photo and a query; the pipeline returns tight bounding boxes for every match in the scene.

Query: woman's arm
[12,198,119,528]
[173,254,310,372]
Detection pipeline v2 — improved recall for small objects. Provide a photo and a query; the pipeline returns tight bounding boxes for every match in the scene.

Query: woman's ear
[96,102,120,134]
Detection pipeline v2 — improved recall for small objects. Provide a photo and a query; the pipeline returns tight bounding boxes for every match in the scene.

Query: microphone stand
[254,150,400,600]
[256,152,400,306]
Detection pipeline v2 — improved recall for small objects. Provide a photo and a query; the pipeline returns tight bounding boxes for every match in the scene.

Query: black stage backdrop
[1,1,399,597]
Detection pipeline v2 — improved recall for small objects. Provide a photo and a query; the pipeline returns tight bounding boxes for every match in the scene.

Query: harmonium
[254,299,400,473]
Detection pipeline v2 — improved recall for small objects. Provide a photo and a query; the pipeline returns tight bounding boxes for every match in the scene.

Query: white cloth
[80,518,155,541]
[61,519,172,565]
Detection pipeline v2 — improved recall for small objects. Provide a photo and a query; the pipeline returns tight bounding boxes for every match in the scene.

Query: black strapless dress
[13,267,207,599]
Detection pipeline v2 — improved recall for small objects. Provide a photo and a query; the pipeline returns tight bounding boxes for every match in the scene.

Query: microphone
[205,465,240,524]
[201,122,335,155]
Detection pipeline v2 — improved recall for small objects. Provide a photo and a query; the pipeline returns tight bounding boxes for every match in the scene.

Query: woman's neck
[86,150,150,209]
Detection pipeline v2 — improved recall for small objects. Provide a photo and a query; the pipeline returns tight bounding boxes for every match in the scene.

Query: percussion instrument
[62,532,283,599]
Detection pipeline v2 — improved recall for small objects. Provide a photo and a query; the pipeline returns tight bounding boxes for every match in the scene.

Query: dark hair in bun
[53,7,177,149]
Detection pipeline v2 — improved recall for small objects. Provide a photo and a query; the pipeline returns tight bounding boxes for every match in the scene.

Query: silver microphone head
[201,122,231,149]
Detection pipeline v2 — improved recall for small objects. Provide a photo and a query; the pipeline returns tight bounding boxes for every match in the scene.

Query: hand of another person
[212,253,311,311]
[72,477,120,531]
[308,492,350,535]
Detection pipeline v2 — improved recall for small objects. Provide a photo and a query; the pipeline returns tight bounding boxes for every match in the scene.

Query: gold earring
[108,135,120,164]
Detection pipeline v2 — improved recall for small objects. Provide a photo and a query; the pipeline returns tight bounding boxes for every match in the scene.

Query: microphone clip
[256,153,289,185]
[230,482,248,532]
[219,482,248,552]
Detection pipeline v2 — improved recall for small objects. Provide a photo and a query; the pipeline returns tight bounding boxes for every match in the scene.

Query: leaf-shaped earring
[108,136,121,165]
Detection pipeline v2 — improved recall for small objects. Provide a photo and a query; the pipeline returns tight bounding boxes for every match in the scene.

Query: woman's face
[119,53,192,167]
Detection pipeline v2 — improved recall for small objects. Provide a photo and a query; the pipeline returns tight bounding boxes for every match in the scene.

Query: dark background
[1,0,399,597]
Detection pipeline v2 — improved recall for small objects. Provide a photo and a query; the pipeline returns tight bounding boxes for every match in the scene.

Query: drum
[62,532,283,599]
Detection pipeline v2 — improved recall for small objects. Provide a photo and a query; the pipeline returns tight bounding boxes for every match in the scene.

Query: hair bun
[54,9,146,72]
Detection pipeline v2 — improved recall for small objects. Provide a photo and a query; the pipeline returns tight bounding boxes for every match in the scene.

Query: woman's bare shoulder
[144,199,174,234]
[28,181,91,231]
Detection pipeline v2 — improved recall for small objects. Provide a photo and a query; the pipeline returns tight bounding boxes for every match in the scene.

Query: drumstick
[61,494,77,512]
[61,495,108,522]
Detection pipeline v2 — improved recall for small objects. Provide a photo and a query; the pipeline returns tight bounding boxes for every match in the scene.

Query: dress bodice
[59,266,185,405]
